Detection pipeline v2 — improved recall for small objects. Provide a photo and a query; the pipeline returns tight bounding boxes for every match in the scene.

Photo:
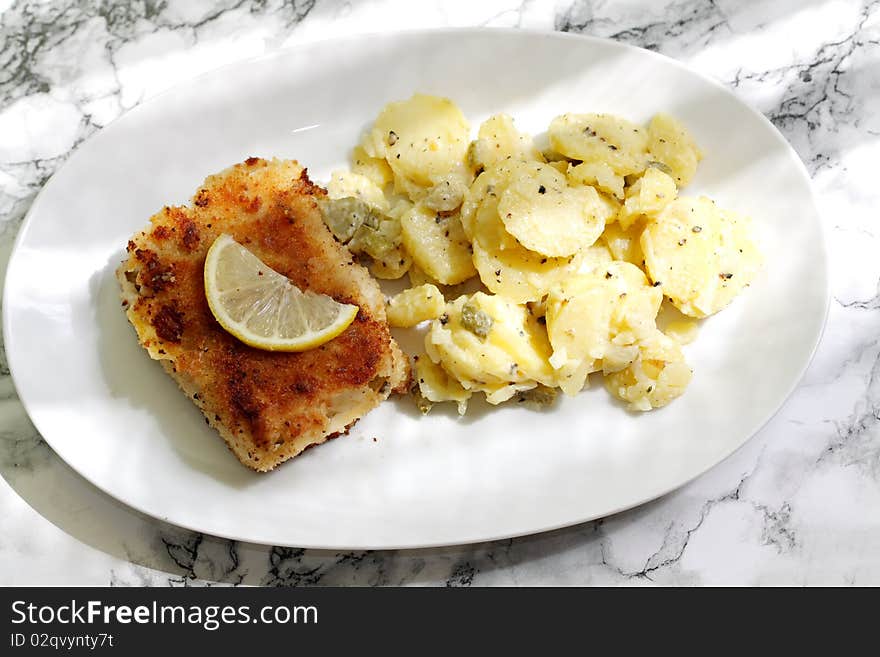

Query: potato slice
[596,190,622,225]
[386,284,446,327]
[664,319,700,344]
[370,244,411,280]
[327,170,390,212]
[656,300,701,344]
[423,172,471,212]
[463,161,612,301]
[461,159,545,239]
[470,189,582,302]
[638,167,678,214]
[400,204,476,285]
[640,197,761,318]
[472,241,571,304]
[605,329,692,411]
[368,94,470,187]
[384,196,413,220]
[548,113,649,176]
[425,292,555,401]
[617,184,643,231]
[461,168,498,240]
[546,261,662,395]
[408,263,441,288]
[467,113,544,172]
[567,160,625,200]
[350,145,394,188]
[647,113,702,187]
[413,355,471,415]
[617,167,678,230]
[498,166,606,257]
[391,169,429,202]
[601,221,646,269]
[473,241,613,305]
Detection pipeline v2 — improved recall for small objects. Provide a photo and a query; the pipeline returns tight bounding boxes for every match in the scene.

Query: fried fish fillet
[117,157,410,472]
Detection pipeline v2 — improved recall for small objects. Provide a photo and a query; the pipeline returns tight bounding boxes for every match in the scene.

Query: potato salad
[320,94,761,413]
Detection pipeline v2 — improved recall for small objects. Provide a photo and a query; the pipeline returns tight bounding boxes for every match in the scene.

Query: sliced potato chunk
[327,170,390,212]
[647,113,702,187]
[368,93,471,187]
[472,241,611,305]
[605,330,693,411]
[498,165,605,257]
[461,159,535,239]
[640,197,761,318]
[548,113,649,176]
[546,261,662,395]
[408,263,440,288]
[423,172,470,212]
[386,197,414,221]
[400,204,476,285]
[413,355,472,415]
[425,292,555,402]
[350,145,394,188]
[601,221,646,269]
[471,192,562,295]
[472,240,568,304]
[656,300,701,344]
[464,161,612,301]
[567,160,625,199]
[387,284,446,328]
[369,245,411,280]
[665,319,700,344]
[636,167,678,215]
[467,113,544,172]
[461,168,496,240]
[617,167,677,230]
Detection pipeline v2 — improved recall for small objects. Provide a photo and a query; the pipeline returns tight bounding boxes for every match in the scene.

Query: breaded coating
[117,158,409,472]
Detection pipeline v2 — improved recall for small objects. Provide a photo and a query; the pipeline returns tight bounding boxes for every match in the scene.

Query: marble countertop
[1,0,878,586]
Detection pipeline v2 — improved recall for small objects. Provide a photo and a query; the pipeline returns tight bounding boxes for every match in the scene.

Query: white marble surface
[1,0,878,586]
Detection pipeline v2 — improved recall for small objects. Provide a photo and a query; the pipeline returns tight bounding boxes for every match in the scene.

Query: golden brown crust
[117,158,409,471]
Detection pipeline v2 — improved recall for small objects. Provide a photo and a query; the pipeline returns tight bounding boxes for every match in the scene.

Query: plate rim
[2,27,831,549]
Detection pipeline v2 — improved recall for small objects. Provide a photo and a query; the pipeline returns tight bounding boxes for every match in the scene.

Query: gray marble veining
[1,0,879,586]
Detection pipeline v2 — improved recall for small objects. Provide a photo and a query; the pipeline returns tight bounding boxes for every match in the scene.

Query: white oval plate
[3,29,828,549]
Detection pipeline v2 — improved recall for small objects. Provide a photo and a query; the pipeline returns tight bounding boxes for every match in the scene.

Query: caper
[461,302,493,339]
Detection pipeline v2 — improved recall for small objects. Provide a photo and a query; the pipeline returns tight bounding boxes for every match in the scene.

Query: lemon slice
[204,234,358,351]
